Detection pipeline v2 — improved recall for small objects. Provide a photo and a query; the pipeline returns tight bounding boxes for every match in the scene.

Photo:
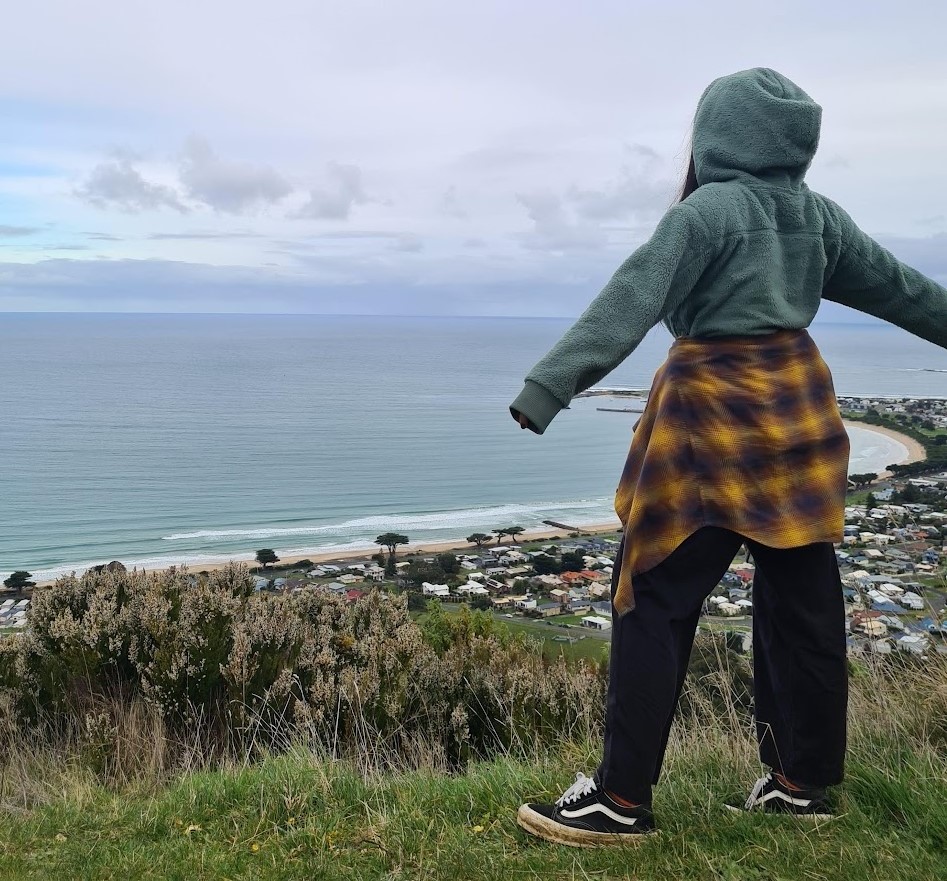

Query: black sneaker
[516,771,656,847]
[724,773,834,820]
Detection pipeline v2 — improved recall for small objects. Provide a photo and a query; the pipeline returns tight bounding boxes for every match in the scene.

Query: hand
[517,412,530,430]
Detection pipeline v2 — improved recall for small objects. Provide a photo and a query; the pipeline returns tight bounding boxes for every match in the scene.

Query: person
[508,67,947,848]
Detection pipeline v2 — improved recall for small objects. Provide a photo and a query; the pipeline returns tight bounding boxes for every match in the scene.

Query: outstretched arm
[822,199,947,349]
[509,202,714,434]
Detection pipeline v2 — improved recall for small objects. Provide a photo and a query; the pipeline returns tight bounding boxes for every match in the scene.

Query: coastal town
[4,394,947,661]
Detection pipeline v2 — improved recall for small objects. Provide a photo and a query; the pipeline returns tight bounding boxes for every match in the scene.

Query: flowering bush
[0,563,605,772]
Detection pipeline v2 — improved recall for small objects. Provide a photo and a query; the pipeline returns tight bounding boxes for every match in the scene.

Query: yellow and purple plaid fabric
[612,328,850,618]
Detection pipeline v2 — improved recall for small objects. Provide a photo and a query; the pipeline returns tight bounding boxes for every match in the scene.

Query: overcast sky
[1,0,945,318]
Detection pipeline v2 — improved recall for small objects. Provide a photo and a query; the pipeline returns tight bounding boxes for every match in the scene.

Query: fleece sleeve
[822,200,947,349]
[509,202,713,434]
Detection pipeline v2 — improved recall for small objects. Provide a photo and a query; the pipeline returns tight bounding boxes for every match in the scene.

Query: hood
[692,67,822,187]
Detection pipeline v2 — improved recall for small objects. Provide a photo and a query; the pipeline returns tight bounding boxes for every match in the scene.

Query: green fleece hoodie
[510,67,947,435]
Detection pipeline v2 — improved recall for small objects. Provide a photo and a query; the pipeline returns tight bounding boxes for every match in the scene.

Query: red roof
[346,589,366,601]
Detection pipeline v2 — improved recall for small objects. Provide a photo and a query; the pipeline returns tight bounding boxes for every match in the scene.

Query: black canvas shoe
[516,771,656,847]
[724,773,834,820]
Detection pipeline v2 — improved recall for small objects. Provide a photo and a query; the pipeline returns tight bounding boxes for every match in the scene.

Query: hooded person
[511,67,947,848]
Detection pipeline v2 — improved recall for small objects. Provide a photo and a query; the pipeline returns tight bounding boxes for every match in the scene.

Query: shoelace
[555,771,598,807]
[744,773,772,810]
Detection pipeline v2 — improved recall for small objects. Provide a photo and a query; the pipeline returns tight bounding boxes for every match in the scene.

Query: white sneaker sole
[723,803,834,821]
[516,803,654,848]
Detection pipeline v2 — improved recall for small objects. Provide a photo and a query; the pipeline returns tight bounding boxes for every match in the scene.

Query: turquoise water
[2,314,946,581]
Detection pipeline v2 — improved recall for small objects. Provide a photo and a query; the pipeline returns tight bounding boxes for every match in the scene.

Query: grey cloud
[293,162,369,220]
[567,144,674,221]
[179,137,293,214]
[0,225,41,237]
[516,192,606,252]
[148,230,264,240]
[439,186,468,219]
[76,156,188,213]
[393,234,423,252]
[83,232,122,241]
[46,244,91,251]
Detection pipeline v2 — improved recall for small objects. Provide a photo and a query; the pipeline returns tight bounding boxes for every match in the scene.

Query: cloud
[394,233,423,252]
[76,155,188,213]
[178,137,293,214]
[83,232,122,241]
[147,230,264,240]
[0,225,41,237]
[567,144,674,221]
[293,162,369,220]
[439,186,467,219]
[515,192,606,252]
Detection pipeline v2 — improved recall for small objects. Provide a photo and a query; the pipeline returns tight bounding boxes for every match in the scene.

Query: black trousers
[597,525,848,805]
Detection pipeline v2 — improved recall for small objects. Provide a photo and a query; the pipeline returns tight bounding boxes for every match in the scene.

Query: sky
[1,0,945,318]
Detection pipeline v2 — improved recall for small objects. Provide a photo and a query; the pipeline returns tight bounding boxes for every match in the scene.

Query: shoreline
[31,520,625,587]
[28,421,929,589]
[840,419,927,479]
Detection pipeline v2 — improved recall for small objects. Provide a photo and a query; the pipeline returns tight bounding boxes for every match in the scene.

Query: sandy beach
[32,421,928,588]
[840,419,927,479]
[32,520,625,587]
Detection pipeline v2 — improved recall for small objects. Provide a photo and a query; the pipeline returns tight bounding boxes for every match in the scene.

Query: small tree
[375,533,410,565]
[865,492,878,511]
[492,528,510,546]
[466,533,492,548]
[255,549,279,570]
[437,553,460,574]
[506,526,525,542]
[532,554,561,575]
[560,551,585,572]
[3,571,35,591]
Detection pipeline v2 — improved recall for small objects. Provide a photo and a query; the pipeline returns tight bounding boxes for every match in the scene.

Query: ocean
[3,314,947,582]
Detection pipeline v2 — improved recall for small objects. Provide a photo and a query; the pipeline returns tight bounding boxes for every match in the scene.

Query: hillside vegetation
[0,564,943,880]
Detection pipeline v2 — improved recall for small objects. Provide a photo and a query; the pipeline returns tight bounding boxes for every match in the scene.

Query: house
[536,574,565,588]
[858,619,887,637]
[578,569,609,584]
[896,635,929,655]
[549,588,570,604]
[338,572,364,584]
[567,600,591,614]
[515,596,537,611]
[899,592,925,610]
[716,602,742,617]
[581,615,612,631]
[422,582,450,597]
[457,583,489,596]
[365,565,385,582]
[345,589,366,603]
[535,602,561,618]
[560,572,586,586]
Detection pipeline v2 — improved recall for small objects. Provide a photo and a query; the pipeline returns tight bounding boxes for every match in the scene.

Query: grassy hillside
[0,564,944,879]
[0,718,944,881]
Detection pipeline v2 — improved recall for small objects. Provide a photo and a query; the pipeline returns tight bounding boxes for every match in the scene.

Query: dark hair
[676,150,698,202]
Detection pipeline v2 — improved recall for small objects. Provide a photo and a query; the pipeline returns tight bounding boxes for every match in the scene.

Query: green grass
[497,619,610,662]
[0,740,944,880]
